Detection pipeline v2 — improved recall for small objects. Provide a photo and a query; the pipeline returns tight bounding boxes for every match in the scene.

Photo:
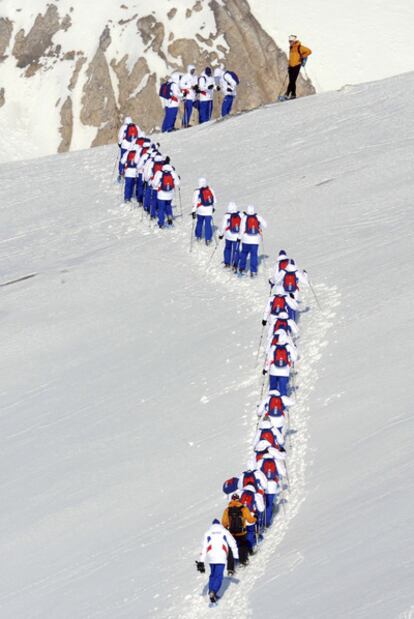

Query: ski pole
[278,74,288,98]
[309,280,325,314]
[255,323,266,365]
[260,234,269,286]
[112,148,119,181]
[206,238,221,270]
[259,371,268,401]
[189,217,196,253]
[178,187,183,217]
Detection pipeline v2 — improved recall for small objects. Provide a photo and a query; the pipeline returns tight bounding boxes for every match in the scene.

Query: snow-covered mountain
[1,71,413,618]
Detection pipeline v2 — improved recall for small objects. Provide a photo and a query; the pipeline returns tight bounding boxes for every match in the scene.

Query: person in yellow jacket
[285,34,312,100]
[222,492,256,566]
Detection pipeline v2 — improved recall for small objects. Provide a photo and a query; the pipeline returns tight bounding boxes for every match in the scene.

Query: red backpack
[270,296,286,315]
[199,187,214,206]
[261,458,278,481]
[228,212,241,233]
[283,271,298,292]
[240,489,255,511]
[259,429,275,446]
[160,171,175,191]
[274,318,289,332]
[126,150,137,167]
[126,123,138,140]
[273,345,289,368]
[279,258,289,270]
[242,471,258,490]
[152,161,164,178]
[268,395,284,415]
[245,214,260,235]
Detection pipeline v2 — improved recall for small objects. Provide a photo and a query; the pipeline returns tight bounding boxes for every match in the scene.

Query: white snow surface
[1,72,414,618]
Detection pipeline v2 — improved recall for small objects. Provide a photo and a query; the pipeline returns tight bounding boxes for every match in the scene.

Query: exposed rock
[99,25,111,52]
[185,9,192,19]
[168,38,215,72]
[69,56,86,90]
[63,50,75,61]
[137,15,166,60]
[58,96,73,152]
[12,5,72,70]
[0,18,13,61]
[167,8,177,20]
[119,14,137,26]
[0,87,5,108]
[80,28,118,146]
[193,1,203,11]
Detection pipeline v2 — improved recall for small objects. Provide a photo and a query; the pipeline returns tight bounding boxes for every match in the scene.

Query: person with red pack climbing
[239,484,265,549]
[262,288,300,331]
[284,35,312,100]
[117,116,140,181]
[274,260,309,300]
[219,202,241,269]
[152,158,180,228]
[192,177,216,245]
[222,492,256,566]
[196,518,239,606]
[255,448,282,526]
[160,72,182,133]
[237,206,267,277]
[120,142,139,204]
[263,329,297,395]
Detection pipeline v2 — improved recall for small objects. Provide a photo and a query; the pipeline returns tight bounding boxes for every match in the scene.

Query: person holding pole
[237,206,267,278]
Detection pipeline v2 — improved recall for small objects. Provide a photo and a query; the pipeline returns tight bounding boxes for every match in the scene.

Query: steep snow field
[1,72,414,618]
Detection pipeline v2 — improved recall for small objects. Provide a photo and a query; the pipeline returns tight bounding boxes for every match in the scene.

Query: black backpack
[228,505,244,535]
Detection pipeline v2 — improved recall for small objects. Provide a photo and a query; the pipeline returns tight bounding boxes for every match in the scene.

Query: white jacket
[241,484,265,514]
[199,523,238,565]
[254,419,284,449]
[237,469,268,494]
[220,71,238,96]
[263,293,299,322]
[274,264,309,295]
[238,213,267,245]
[265,341,297,377]
[198,73,215,101]
[219,212,241,241]
[166,81,182,108]
[120,149,138,178]
[257,455,282,494]
[192,186,216,216]
[257,391,294,418]
[180,70,198,101]
[153,165,180,201]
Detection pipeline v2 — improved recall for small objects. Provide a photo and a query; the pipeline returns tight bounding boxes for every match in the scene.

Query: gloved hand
[192,212,196,220]
[262,319,267,326]
[213,207,216,213]
[262,369,267,376]
[227,88,232,93]
[216,85,221,92]
[208,84,214,90]
[195,561,205,573]
[219,235,223,240]
[301,57,308,67]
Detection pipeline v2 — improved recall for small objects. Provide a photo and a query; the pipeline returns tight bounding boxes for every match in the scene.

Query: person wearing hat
[263,329,298,395]
[198,67,215,123]
[191,178,216,244]
[196,519,239,604]
[219,202,241,269]
[152,159,180,228]
[162,72,183,133]
[222,492,256,566]
[285,35,312,100]
[180,64,198,127]
[237,206,267,277]
[274,260,309,301]
[135,138,152,205]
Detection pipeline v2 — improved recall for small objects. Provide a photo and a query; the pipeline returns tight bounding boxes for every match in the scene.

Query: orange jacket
[289,41,312,67]
[222,500,256,537]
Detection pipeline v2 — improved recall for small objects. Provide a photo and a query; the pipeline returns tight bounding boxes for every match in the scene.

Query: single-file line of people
[196,251,310,606]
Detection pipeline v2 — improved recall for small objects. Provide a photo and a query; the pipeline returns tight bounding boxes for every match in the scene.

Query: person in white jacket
[269,249,291,284]
[196,519,239,604]
[192,177,216,244]
[256,453,282,526]
[120,142,138,203]
[263,331,298,395]
[238,206,267,277]
[262,289,300,328]
[274,261,309,300]
[161,72,182,133]
[117,116,138,179]
[180,64,197,127]
[218,202,241,269]
[152,162,180,228]
[198,67,215,123]
[220,69,239,117]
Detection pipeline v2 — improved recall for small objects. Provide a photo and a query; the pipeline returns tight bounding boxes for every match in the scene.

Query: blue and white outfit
[237,206,267,275]
[219,202,241,268]
[198,69,215,123]
[199,520,238,597]
[192,178,216,244]
[152,164,180,228]
[180,64,197,127]
[220,71,238,117]
[264,335,297,395]
[120,145,138,202]
[117,116,132,176]
[161,72,182,133]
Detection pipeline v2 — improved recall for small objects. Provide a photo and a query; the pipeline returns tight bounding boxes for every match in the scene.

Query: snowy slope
[1,72,414,619]
[250,0,414,91]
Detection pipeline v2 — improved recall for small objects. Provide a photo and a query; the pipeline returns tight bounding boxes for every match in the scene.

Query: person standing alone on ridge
[284,35,312,100]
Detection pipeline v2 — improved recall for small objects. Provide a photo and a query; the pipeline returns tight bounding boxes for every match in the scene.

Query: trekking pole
[112,149,119,182]
[260,234,269,287]
[309,279,325,314]
[206,238,221,270]
[255,323,266,365]
[259,371,268,401]
[189,217,196,253]
[178,187,183,218]
[278,75,288,99]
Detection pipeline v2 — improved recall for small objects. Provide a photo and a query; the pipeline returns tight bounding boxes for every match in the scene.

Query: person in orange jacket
[222,492,256,566]
[285,34,312,100]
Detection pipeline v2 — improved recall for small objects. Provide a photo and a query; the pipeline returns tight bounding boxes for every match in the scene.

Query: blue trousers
[150,188,158,218]
[157,199,172,227]
[224,239,239,267]
[143,184,152,212]
[162,106,178,133]
[246,523,256,548]
[208,564,225,594]
[269,375,289,396]
[265,494,276,526]
[238,243,259,273]
[182,100,193,127]
[124,177,136,202]
[195,214,213,241]
[118,147,127,175]
[222,95,234,117]
[136,175,144,204]
[199,101,211,124]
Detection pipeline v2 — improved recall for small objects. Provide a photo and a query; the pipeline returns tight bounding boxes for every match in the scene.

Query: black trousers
[234,535,250,565]
[286,65,301,98]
